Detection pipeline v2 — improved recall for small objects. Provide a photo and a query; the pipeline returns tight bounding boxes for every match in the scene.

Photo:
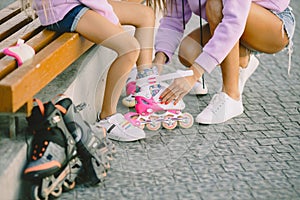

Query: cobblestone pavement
[62,2,300,200]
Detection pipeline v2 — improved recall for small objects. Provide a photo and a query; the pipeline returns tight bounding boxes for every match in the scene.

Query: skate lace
[26,98,70,163]
[30,136,50,161]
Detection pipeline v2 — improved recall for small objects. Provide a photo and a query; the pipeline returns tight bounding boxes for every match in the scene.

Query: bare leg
[206,0,289,99]
[205,0,240,99]
[109,1,155,71]
[75,10,140,119]
[240,3,289,67]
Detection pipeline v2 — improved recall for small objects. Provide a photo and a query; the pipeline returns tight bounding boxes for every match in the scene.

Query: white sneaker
[195,92,243,124]
[97,113,145,142]
[239,55,259,94]
[189,76,208,95]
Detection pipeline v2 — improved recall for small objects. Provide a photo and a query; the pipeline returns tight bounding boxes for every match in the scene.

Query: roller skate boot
[125,70,195,130]
[23,99,81,200]
[122,67,138,108]
[55,98,116,185]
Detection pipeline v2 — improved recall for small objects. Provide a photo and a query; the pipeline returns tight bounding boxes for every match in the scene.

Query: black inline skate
[55,98,116,186]
[23,99,82,200]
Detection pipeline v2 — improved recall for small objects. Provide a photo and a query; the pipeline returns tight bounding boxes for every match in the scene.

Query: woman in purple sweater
[153,0,295,124]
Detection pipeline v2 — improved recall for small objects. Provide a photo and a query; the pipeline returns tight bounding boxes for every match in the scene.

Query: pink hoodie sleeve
[79,0,119,25]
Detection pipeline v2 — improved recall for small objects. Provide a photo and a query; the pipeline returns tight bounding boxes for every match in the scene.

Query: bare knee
[136,6,155,27]
[142,6,155,27]
[121,37,140,64]
[206,0,223,30]
[178,36,201,67]
[178,40,193,67]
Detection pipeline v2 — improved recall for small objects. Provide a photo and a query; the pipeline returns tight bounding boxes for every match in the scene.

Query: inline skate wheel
[136,117,146,129]
[122,94,136,108]
[30,185,42,200]
[179,113,194,129]
[50,186,62,198]
[162,115,177,130]
[146,116,161,131]
[63,180,76,191]
[104,161,111,169]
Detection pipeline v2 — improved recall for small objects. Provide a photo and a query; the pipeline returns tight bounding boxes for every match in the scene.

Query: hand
[159,75,197,105]
[159,63,205,105]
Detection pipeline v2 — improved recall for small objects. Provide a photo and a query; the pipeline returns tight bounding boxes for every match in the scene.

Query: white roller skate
[124,70,195,130]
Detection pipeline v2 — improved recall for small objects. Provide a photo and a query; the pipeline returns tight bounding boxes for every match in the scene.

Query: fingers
[159,76,194,105]
[160,87,176,104]
[159,84,182,105]
[174,93,185,105]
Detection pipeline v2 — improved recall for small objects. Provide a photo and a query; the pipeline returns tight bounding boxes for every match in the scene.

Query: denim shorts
[46,5,89,33]
[271,6,296,40]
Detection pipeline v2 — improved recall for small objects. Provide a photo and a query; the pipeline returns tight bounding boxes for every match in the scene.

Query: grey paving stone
[200,190,232,200]
[259,170,289,180]
[230,190,254,200]
[230,146,256,155]
[272,152,295,162]
[246,153,276,162]
[273,145,295,153]
[251,188,299,200]
[235,171,264,181]
[268,161,290,170]
[256,138,281,146]
[251,145,277,154]
[223,155,248,164]
[177,192,202,200]
[241,162,272,172]
[235,139,260,147]
[222,163,245,173]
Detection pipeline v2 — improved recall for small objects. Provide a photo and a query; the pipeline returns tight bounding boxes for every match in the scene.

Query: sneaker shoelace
[206,93,225,114]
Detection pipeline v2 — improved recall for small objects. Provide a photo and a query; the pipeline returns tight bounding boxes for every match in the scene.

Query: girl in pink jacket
[153,0,295,124]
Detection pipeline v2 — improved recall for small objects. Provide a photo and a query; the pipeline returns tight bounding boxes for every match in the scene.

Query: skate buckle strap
[137,70,194,87]
[33,98,45,116]
[55,104,67,114]
[107,124,116,133]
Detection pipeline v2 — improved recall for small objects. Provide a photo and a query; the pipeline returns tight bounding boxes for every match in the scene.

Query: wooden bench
[0,1,94,137]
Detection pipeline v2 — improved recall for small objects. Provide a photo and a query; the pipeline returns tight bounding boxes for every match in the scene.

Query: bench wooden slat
[0,1,20,25]
[0,33,94,113]
[0,29,59,80]
[0,59,16,80]
[0,12,32,41]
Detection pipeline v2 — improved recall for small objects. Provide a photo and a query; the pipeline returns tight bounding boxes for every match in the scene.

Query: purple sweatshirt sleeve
[196,0,251,73]
[155,0,193,63]
[155,0,252,73]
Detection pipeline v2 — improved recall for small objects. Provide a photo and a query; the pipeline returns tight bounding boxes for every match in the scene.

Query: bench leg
[9,115,17,138]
